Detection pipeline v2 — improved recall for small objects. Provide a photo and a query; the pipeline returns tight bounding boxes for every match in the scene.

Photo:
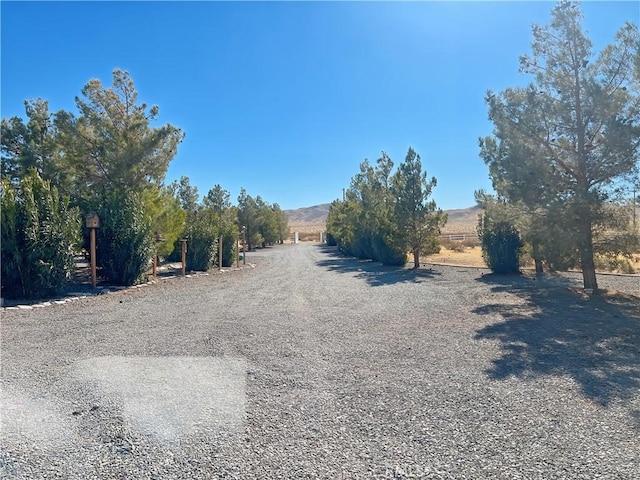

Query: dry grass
[423,246,486,267]
[423,246,640,274]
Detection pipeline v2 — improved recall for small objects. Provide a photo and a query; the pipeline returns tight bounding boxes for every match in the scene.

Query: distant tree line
[1,69,288,299]
[327,147,447,268]
[477,1,639,292]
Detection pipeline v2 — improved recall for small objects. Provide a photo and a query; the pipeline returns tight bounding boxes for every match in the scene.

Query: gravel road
[1,243,639,479]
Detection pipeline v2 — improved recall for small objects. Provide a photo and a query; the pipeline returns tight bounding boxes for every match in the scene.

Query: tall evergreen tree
[326,198,354,252]
[237,188,259,250]
[58,68,184,204]
[272,203,290,244]
[205,184,237,267]
[170,175,200,214]
[1,99,73,192]
[327,150,438,267]
[255,196,279,247]
[485,1,639,292]
[204,184,232,224]
[391,147,446,268]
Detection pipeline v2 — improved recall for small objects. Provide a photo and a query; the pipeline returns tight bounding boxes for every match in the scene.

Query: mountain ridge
[285,204,481,233]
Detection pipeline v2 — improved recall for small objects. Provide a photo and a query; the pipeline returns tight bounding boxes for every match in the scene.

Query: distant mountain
[442,206,482,234]
[285,203,639,235]
[285,203,331,225]
[285,203,481,233]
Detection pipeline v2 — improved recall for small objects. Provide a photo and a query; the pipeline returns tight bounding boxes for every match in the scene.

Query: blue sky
[2,1,638,211]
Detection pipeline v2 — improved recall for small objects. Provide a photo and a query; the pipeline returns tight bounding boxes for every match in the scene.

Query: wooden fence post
[85,213,100,289]
[90,227,97,289]
[181,239,187,277]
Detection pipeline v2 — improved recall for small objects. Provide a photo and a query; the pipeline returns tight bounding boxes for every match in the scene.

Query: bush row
[1,172,239,299]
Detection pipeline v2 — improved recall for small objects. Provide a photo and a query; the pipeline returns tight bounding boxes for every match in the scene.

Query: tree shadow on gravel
[315,246,439,287]
[474,273,640,410]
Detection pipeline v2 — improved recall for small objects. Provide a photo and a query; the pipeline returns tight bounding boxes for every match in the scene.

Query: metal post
[236,238,240,268]
[90,227,97,289]
[181,239,187,277]
[218,236,223,271]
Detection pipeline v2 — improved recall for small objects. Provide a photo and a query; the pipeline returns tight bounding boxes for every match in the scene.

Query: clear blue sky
[2,1,638,211]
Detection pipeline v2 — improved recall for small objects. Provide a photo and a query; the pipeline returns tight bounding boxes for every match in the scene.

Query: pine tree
[391,147,446,268]
[485,1,639,292]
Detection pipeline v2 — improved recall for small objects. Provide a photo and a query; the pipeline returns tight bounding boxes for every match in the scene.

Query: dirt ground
[423,246,487,268]
[2,243,639,479]
[424,246,640,274]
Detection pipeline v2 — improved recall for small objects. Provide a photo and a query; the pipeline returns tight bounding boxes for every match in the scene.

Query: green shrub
[462,237,480,248]
[186,229,217,271]
[338,238,353,256]
[440,238,466,252]
[142,187,186,258]
[352,234,375,261]
[371,235,406,266]
[219,222,238,268]
[422,235,442,257]
[166,239,182,262]
[594,254,635,274]
[93,190,155,286]
[451,241,466,253]
[326,232,337,246]
[479,220,522,274]
[1,172,81,299]
[184,210,218,271]
[538,228,579,272]
[169,215,235,269]
[441,237,478,251]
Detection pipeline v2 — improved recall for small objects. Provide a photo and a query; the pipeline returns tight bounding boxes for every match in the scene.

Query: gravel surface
[1,243,639,479]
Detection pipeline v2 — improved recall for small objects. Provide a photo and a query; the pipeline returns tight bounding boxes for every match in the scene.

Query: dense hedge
[1,172,81,299]
[219,222,238,268]
[480,220,522,274]
[184,209,218,271]
[371,235,406,266]
[92,190,155,286]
